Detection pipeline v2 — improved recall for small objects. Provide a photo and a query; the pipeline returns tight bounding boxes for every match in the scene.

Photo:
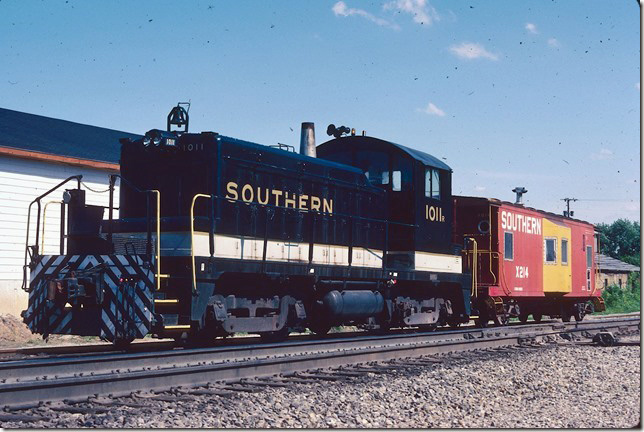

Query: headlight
[143,136,151,147]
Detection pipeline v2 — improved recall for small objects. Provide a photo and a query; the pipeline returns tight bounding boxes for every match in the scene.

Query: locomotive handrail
[40,200,63,255]
[22,175,82,291]
[190,193,213,294]
[110,174,160,271]
[149,190,162,291]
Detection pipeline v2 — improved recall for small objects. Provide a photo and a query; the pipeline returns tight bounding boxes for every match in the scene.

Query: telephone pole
[561,198,578,218]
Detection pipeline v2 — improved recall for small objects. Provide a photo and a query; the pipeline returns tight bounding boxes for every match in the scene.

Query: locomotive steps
[0,315,638,411]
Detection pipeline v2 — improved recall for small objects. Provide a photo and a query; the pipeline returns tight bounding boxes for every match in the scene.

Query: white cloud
[449,42,499,60]
[525,23,538,34]
[417,102,445,117]
[384,0,439,25]
[332,1,399,29]
[547,38,560,48]
[591,148,614,160]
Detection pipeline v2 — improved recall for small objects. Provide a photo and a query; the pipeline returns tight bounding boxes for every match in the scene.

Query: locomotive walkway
[0,315,639,411]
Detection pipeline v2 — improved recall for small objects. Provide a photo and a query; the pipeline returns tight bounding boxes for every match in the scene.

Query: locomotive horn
[300,122,316,158]
[326,124,351,139]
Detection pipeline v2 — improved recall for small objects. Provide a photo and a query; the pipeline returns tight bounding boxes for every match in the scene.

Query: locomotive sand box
[21,106,604,344]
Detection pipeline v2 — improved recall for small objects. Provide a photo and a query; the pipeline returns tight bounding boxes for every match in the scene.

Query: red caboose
[453,195,605,326]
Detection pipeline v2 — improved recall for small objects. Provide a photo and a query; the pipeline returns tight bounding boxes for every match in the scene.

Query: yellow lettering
[241,184,254,203]
[310,196,321,212]
[284,192,296,208]
[257,187,269,205]
[299,194,309,210]
[272,189,283,207]
[323,198,333,214]
[429,206,436,221]
[226,182,238,202]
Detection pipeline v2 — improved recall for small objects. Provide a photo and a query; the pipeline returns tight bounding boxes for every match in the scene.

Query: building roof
[596,253,640,273]
[0,107,141,167]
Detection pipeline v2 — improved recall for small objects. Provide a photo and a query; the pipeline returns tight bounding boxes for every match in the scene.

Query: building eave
[0,145,119,172]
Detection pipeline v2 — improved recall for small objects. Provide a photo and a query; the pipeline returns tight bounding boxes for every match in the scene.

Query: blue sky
[1,0,640,224]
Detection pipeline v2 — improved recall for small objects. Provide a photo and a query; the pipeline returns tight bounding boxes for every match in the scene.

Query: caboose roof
[455,195,595,227]
[0,107,141,168]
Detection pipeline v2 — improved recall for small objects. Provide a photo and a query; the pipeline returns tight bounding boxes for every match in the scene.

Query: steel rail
[0,316,638,410]
[3,316,637,382]
[2,312,637,360]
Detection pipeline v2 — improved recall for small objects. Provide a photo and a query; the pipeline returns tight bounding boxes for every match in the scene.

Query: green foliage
[596,219,641,266]
[601,273,641,314]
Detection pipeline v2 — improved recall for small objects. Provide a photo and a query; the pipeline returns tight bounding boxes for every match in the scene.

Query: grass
[600,273,641,314]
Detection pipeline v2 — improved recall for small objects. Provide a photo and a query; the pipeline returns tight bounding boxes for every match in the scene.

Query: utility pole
[561,198,578,218]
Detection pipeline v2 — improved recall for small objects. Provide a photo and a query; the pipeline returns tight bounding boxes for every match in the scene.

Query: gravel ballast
[1,339,640,428]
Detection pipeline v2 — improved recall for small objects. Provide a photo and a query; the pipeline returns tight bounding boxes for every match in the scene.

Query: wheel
[573,304,585,322]
[112,337,134,350]
[448,318,461,329]
[309,320,331,336]
[494,313,509,326]
[533,313,543,324]
[474,318,488,328]
[260,327,290,343]
[518,312,529,324]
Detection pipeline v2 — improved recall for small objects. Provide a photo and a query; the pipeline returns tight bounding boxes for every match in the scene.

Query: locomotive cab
[317,136,457,272]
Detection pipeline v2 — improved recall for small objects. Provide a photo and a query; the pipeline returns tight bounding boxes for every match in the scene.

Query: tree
[596,219,640,266]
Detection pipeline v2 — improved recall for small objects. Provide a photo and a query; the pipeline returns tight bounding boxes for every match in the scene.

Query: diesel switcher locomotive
[22,106,472,344]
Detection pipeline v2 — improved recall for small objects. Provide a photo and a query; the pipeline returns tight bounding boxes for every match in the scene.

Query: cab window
[358,151,389,187]
[425,168,441,199]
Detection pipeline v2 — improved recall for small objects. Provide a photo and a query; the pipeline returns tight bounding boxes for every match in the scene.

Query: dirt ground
[0,313,102,349]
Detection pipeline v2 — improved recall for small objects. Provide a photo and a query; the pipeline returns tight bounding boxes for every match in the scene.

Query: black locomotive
[22,106,471,344]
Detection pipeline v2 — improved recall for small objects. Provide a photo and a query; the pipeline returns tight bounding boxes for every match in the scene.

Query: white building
[0,108,139,316]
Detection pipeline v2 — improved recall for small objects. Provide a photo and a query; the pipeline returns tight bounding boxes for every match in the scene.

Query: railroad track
[0,315,638,412]
[2,311,638,361]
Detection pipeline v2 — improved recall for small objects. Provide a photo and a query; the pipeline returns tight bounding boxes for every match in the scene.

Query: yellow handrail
[149,190,161,291]
[468,237,478,298]
[41,200,62,254]
[190,193,212,293]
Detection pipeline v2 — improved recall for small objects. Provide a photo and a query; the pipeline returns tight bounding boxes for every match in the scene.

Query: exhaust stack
[512,187,528,205]
[299,122,316,158]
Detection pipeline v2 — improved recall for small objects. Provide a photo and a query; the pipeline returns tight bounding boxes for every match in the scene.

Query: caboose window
[586,245,592,268]
[561,238,568,265]
[424,168,441,199]
[545,238,557,263]
[504,232,513,260]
